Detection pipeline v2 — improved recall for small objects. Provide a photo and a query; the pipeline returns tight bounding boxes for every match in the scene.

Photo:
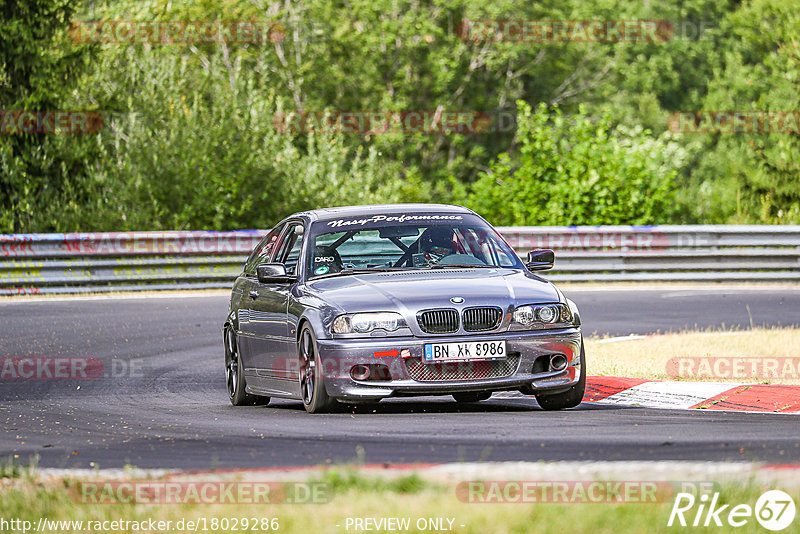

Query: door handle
[248,290,259,299]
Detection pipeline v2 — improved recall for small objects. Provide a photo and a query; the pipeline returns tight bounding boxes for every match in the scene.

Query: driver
[419,227,455,264]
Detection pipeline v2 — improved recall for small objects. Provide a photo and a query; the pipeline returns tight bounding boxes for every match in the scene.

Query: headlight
[511,304,573,329]
[537,305,558,323]
[512,306,536,325]
[332,312,407,334]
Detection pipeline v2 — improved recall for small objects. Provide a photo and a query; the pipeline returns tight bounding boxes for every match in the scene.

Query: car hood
[305,268,560,314]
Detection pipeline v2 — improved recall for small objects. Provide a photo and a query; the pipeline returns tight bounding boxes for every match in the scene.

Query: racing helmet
[419,227,454,255]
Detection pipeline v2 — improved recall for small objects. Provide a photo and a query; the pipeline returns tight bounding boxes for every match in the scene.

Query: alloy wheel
[300,329,316,405]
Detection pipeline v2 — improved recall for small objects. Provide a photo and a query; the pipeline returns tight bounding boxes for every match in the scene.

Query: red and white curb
[583,376,800,413]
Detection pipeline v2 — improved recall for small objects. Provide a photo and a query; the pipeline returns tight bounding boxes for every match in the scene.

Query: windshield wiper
[318,267,403,278]
[427,264,497,269]
[315,265,497,278]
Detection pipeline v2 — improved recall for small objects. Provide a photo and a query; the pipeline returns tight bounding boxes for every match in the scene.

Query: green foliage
[0,0,98,232]
[0,457,23,478]
[2,0,800,231]
[463,102,682,225]
[83,47,400,230]
[0,454,37,479]
[316,467,433,495]
[679,0,800,223]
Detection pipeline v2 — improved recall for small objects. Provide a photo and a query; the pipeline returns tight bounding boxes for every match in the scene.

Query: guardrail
[1,225,798,294]
[498,225,800,282]
[0,231,261,295]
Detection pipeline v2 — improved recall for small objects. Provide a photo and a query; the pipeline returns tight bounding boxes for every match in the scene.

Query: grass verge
[586,326,800,383]
[1,468,797,534]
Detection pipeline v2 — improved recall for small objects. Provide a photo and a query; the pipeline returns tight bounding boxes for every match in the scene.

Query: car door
[236,226,283,379]
[248,222,304,380]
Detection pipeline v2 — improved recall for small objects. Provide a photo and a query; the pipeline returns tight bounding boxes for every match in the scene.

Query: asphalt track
[1,287,799,469]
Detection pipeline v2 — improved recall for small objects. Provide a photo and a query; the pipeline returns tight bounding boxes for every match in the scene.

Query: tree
[0,0,97,232]
[80,37,400,230]
[679,0,800,223]
[463,101,683,225]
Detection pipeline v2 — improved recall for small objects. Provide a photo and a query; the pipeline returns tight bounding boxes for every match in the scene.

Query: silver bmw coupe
[224,204,585,413]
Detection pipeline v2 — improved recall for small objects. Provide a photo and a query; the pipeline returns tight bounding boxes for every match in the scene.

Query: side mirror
[525,249,555,271]
[256,263,295,284]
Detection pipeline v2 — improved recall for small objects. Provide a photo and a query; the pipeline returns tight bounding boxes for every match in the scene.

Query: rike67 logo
[668,490,795,531]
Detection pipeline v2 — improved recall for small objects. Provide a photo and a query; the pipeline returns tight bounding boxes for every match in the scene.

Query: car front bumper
[315,329,583,401]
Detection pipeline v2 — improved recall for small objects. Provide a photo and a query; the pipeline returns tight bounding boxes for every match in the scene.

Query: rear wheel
[225,326,269,406]
[453,391,492,403]
[299,325,336,414]
[535,342,586,411]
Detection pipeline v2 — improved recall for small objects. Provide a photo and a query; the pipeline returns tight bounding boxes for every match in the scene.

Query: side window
[275,224,305,276]
[243,226,282,274]
[486,235,517,267]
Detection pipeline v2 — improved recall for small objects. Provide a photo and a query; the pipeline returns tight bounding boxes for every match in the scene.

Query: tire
[225,326,270,406]
[535,341,586,411]
[299,324,336,414]
[452,391,492,403]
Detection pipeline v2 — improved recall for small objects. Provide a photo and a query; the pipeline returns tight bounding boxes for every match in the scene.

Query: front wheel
[299,325,336,414]
[225,326,269,406]
[535,342,586,411]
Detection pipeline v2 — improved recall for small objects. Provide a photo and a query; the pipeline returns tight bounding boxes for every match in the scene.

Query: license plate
[423,340,506,362]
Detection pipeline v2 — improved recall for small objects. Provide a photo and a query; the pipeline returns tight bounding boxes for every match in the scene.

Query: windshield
[306,215,523,278]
